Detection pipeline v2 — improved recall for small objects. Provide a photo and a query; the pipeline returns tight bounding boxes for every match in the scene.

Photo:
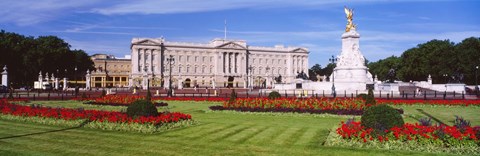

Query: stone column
[222,52,227,74]
[1,66,7,87]
[63,78,68,91]
[128,76,133,88]
[150,49,154,72]
[142,72,148,90]
[235,53,239,74]
[228,52,231,74]
[212,79,216,89]
[131,48,139,73]
[54,78,59,90]
[38,71,43,84]
[85,70,91,90]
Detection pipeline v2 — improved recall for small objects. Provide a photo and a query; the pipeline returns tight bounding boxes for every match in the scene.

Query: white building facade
[130,38,308,89]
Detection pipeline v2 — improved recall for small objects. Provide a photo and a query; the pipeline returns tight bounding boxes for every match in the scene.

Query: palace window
[179,56,182,62]
[186,66,190,73]
[195,56,198,62]
[202,56,205,62]
[202,66,205,73]
[179,66,182,73]
[194,66,198,73]
[187,56,190,62]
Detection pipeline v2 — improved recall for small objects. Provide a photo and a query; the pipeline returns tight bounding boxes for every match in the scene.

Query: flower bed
[326,121,480,155]
[209,98,402,115]
[377,99,480,106]
[0,99,193,133]
[76,95,168,107]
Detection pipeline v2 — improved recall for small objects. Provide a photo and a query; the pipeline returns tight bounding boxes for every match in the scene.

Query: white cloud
[0,0,100,25]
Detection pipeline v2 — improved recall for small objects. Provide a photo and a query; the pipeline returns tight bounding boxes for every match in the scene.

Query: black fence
[1,88,478,101]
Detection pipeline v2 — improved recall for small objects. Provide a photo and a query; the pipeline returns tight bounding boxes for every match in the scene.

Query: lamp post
[443,74,448,84]
[329,55,338,98]
[74,66,77,87]
[475,66,479,92]
[167,55,175,97]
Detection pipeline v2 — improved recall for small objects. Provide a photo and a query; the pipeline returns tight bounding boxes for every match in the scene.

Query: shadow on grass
[415,109,445,125]
[0,120,91,140]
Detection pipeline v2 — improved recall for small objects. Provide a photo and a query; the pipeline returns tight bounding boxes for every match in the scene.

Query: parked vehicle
[33,81,52,90]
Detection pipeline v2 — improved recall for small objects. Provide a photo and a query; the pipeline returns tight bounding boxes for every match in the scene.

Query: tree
[308,64,322,81]
[0,30,95,87]
[368,56,401,81]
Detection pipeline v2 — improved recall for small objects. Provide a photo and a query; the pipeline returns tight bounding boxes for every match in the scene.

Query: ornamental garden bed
[209,98,403,115]
[77,95,168,107]
[326,120,480,155]
[0,99,193,133]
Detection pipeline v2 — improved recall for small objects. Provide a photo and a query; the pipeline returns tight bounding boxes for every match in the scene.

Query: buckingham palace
[130,37,309,89]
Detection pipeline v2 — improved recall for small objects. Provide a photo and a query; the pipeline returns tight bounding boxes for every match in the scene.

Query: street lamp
[475,66,479,92]
[74,66,77,87]
[329,55,338,98]
[167,55,175,97]
[443,74,448,84]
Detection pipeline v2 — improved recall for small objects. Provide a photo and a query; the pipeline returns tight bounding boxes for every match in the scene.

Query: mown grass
[0,100,477,155]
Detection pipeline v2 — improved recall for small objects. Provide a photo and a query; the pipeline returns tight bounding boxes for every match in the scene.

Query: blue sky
[1,0,479,67]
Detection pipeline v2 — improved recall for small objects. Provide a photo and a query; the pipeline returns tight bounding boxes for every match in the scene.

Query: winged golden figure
[344,6,356,32]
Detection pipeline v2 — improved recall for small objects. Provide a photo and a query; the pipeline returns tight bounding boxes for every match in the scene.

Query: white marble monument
[85,70,91,90]
[1,66,7,87]
[330,7,373,91]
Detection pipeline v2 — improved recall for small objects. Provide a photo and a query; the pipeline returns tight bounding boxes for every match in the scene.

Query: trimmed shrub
[365,88,376,105]
[356,93,367,100]
[126,100,158,118]
[361,104,404,135]
[268,91,281,99]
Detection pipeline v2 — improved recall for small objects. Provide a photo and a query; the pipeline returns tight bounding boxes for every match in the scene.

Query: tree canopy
[367,37,480,84]
[0,30,95,87]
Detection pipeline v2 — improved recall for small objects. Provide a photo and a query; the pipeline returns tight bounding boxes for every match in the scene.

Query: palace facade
[90,54,131,88]
[130,38,309,89]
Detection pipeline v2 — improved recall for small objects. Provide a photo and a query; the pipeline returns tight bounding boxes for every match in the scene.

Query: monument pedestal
[331,28,373,91]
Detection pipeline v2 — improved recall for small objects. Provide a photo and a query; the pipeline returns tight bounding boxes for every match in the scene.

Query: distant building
[90,54,131,88]
[130,38,309,89]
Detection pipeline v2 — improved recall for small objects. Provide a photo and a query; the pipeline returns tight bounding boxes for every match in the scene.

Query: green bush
[361,104,404,135]
[365,88,376,105]
[268,91,281,99]
[126,100,159,118]
[229,89,237,103]
[356,93,367,100]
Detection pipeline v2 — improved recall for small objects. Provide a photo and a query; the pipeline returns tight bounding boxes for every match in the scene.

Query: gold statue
[344,6,356,32]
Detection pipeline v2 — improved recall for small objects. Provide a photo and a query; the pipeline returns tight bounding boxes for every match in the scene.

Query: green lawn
[0,100,478,155]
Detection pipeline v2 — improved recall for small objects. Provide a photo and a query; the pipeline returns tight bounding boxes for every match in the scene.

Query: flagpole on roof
[224,19,227,41]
